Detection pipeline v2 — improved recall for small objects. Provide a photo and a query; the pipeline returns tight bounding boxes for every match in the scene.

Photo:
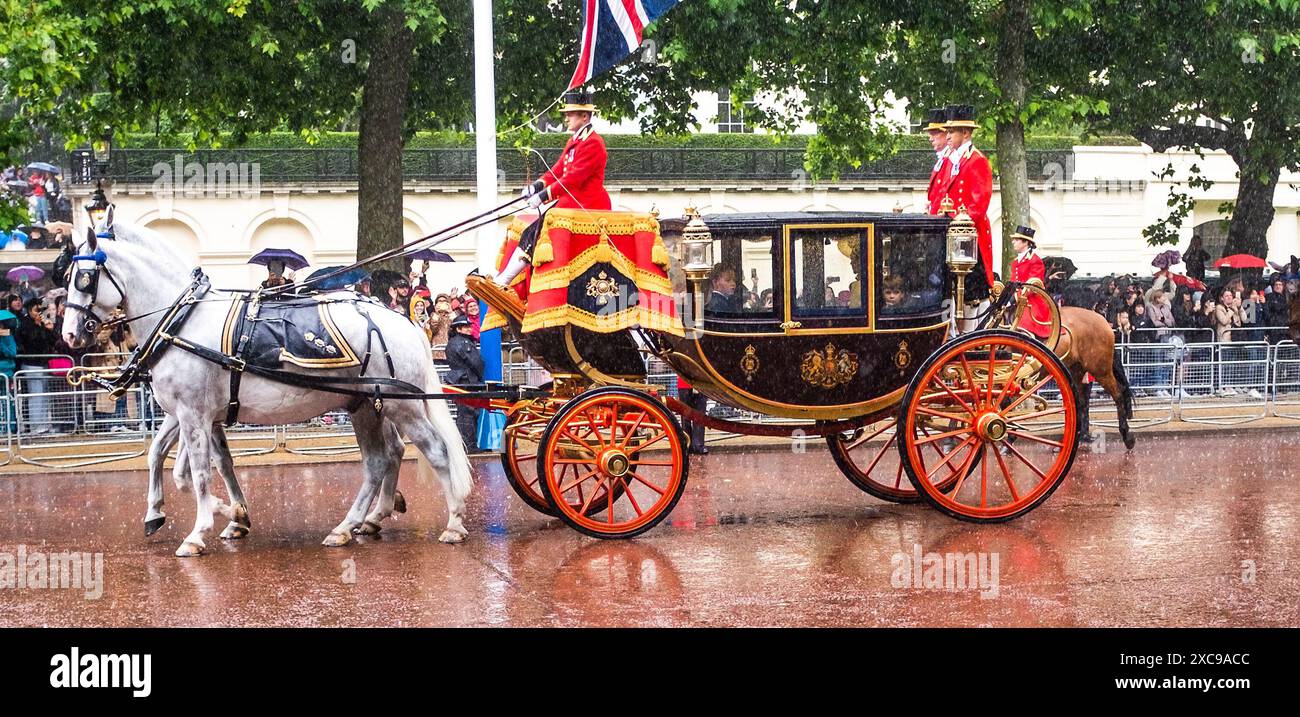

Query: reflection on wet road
[2,432,1296,626]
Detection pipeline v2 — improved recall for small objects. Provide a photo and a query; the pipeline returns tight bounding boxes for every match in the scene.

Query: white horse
[61,220,471,556]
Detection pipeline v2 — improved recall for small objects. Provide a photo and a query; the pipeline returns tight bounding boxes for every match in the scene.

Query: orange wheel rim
[543,393,684,534]
[904,334,1075,519]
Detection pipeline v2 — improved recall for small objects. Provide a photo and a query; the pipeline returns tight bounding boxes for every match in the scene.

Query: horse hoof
[219,523,249,540]
[233,503,251,528]
[352,520,382,536]
[1123,436,1136,450]
[322,531,353,547]
[393,491,407,514]
[174,541,204,557]
[144,516,166,536]
[438,529,467,544]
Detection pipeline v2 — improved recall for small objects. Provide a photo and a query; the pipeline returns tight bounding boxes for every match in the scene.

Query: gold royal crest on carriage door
[800,343,859,389]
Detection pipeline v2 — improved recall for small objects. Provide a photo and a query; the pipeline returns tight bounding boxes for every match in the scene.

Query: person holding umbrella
[248,248,310,290]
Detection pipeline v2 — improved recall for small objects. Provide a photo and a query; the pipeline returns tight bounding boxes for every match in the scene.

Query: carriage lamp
[92,127,114,173]
[679,207,714,332]
[87,182,111,227]
[946,206,979,315]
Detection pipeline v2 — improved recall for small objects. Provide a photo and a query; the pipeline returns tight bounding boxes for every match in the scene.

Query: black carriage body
[660,211,952,420]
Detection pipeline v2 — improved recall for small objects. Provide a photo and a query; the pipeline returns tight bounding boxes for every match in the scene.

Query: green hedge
[122,131,1139,151]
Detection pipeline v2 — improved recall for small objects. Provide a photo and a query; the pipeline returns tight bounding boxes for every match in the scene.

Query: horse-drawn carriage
[468,205,1079,539]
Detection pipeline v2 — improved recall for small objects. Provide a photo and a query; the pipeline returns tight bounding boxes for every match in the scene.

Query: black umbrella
[247,248,310,271]
[409,249,454,262]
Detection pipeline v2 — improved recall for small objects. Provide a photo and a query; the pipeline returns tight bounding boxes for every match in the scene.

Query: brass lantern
[678,207,714,333]
[946,206,979,319]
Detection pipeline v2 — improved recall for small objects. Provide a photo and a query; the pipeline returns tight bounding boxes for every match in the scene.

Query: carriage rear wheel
[898,330,1078,522]
[537,387,688,539]
[827,414,975,503]
[502,394,627,518]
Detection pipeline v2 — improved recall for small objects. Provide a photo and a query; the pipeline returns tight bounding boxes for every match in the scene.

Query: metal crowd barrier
[0,376,13,466]
[13,367,150,468]
[1178,341,1270,425]
[281,409,359,456]
[1270,341,1300,420]
[1090,342,1176,429]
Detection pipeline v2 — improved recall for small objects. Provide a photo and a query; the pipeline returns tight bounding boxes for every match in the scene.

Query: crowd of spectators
[2,164,73,250]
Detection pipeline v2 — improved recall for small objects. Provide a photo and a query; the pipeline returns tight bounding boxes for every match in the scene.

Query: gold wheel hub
[599,450,631,478]
[975,412,1008,443]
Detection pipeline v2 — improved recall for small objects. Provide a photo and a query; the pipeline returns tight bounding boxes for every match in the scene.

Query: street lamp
[91,127,114,173]
[86,182,110,228]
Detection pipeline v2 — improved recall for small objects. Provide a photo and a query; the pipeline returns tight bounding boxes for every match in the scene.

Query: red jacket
[1011,250,1053,338]
[538,124,611,210]
[938,145,993,285]
[926,150,951,214]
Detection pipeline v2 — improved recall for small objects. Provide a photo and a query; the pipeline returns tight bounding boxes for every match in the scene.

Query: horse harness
[77,266,537,427]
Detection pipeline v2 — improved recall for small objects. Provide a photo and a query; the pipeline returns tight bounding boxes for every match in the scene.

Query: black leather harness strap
[225,294,263,426]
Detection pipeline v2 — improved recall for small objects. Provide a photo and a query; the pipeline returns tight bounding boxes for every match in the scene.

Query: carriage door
[784,224,873,331]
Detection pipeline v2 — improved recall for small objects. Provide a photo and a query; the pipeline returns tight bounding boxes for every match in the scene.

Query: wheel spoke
[619,411,647,449]
[625,428,668,455]
[996,349,1030,407]
[939,441,980,498]
[1006,406,1065,423]
[559,467,598,496]
[929,375,977,416]
[980,444,989,508]
[1004,429,1064,448]
[1002,374,1056,414]
[845,418,896,451]
[923,435,976,481]
[628,459,675,466]
[561,427,600,456]
[993,442,1021,502]
[621,478,644,516]
[958,354,982,408]
[1003,440,1049,482]
[630,471,666,495]
[916,406,973,424]
[913,425,971,445]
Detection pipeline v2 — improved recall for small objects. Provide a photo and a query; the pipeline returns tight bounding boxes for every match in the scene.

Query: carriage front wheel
[898,330,1078,522]
[536,387,688,539]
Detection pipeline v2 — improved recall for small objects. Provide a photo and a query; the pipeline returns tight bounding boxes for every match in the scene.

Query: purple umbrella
[248,248,310,271]
[409,249,454,262]
[7,265,45,282]
[1151,249,1181,269]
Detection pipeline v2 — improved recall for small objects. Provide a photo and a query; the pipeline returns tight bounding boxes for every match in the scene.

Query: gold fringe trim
[534,234,555,265]
[651,237,669,269]
[529,241,674,296]
[482,311,508,332]
[521,303,685,337]
[542,208,660,238]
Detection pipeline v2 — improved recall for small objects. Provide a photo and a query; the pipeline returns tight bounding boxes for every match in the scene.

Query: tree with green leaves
[1081,0,1300,258]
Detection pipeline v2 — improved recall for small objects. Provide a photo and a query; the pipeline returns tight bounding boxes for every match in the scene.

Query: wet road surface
[1,432,1297,627]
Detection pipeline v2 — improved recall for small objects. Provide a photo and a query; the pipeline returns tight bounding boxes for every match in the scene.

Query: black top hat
[943,104,979,130]
[560,90,597,114]
[1011,225,1036,247]
[450,313,472,329]
[923,108,947,132]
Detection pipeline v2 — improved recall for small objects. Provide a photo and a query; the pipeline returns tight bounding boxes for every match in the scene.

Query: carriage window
[878,226,947,317]
[789,227,867,316]
[706,233,776,317]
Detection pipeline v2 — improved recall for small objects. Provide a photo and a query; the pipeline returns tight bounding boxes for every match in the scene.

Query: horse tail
[1111,348,1134,422]
[423,367,473,503]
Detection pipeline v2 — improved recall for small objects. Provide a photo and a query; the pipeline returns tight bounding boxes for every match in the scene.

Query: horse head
[61,227,126,350]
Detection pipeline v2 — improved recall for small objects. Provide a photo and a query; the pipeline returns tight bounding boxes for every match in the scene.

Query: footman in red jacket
[1009,226,1053,338]
[923,108,952,215]
[937,104,993,302]
[494,90,611,286]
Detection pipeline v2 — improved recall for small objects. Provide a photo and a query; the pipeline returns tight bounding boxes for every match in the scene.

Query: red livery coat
[938,146,994,286]
[926,151,951,214]
[1011,250,1053,338]
[539,124,611,210]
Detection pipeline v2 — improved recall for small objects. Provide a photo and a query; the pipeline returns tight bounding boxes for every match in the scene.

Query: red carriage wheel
[502,400,626,518]
[898,330,1078,522]
[537,387,688,539]
[827,414,974,503]
[500,406,556,516]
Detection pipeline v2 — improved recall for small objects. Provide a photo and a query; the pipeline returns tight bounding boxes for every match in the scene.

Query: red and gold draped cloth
[481,208,683,337]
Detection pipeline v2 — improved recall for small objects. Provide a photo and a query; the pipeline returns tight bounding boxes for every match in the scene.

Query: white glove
[527,192,544,209]
[520,185,534,199]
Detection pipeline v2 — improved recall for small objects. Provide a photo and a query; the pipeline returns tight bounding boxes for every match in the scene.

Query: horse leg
[1095,362,1135,451]
[390,393,472,544]
[359,418,406,534]
[323,410,386,546]
[175,418,221,557]
[144,413,179,536]
[213,426,252,540]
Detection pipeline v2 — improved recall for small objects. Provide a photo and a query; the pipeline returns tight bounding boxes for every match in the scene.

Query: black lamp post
[86,127,113,226]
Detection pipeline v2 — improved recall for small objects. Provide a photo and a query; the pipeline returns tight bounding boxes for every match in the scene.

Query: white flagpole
[473,0,498,273]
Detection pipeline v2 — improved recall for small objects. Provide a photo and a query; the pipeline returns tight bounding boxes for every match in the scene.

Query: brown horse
[1054,306,1135,450]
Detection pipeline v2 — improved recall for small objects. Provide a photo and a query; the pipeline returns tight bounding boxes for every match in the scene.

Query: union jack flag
[568,0,684,90]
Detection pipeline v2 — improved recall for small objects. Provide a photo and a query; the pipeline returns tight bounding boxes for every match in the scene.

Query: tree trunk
[995,0,1031,277]
[356,4,414,272]
[1224,134,1282,260]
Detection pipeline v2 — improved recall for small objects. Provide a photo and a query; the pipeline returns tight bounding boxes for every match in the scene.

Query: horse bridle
[65,242,128,335]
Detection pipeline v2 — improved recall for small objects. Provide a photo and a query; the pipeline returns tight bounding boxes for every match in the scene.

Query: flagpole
[472,0,503,428]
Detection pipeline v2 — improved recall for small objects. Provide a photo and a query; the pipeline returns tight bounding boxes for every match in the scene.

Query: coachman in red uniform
[937,104,993,302]
[494,90,611,286]
[923,108,951,214]
[1009,226,1053,338]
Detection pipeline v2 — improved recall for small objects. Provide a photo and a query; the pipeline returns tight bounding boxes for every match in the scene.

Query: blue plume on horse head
[71,249,109,265]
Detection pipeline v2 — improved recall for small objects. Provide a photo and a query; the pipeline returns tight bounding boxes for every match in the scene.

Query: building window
[717,89,754,134]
